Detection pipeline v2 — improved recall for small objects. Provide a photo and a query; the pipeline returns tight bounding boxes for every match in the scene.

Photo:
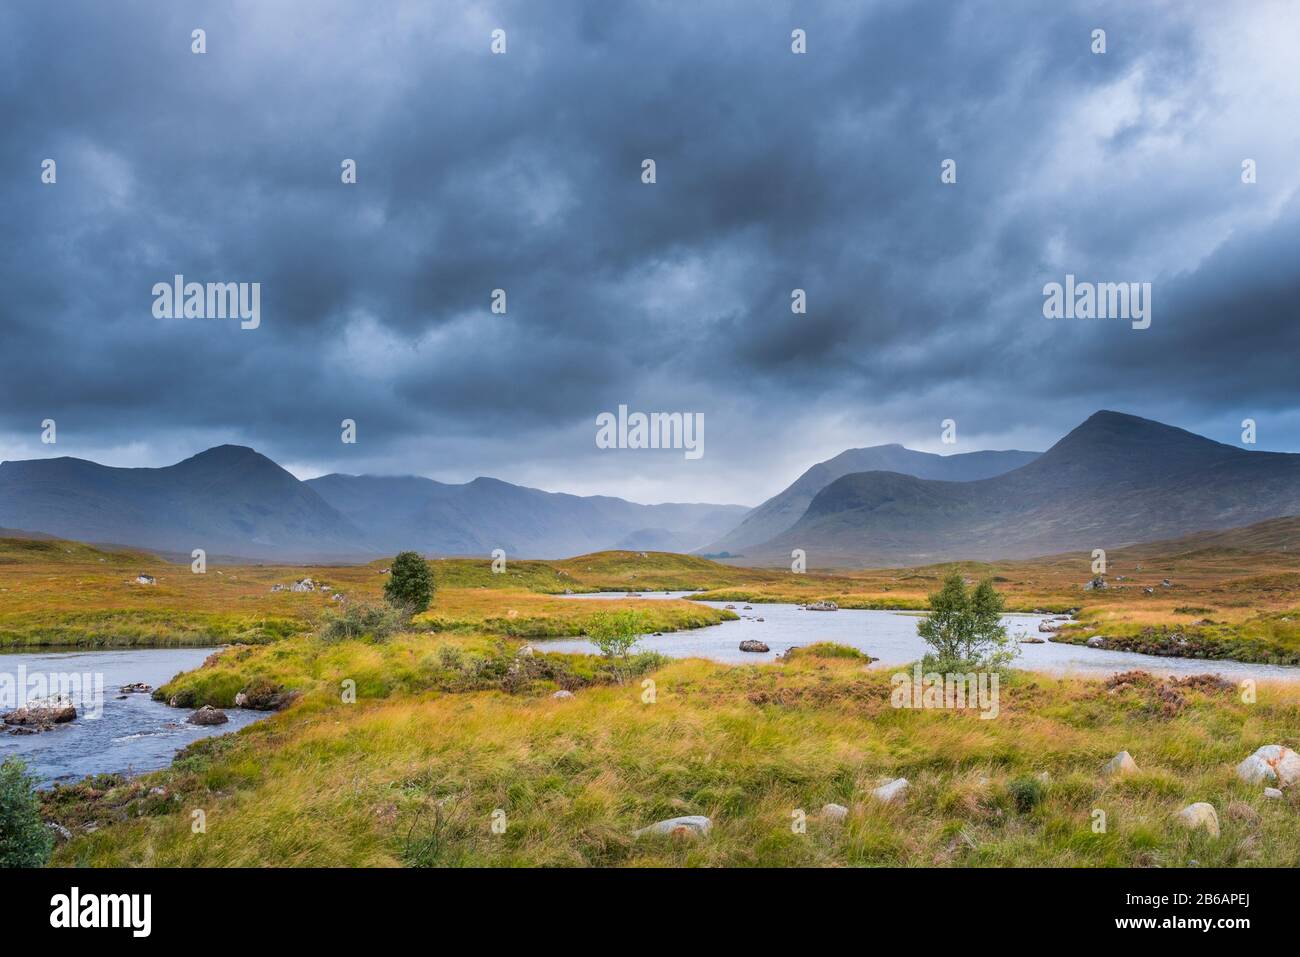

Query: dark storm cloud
[2,0,1298,501]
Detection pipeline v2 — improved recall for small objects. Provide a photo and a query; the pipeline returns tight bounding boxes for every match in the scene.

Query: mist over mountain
[305,473,746,558]
[740,411,1300,567]
[0,447,745,561]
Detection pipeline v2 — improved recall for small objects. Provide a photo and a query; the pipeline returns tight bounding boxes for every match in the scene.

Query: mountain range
[0,446,746,561]
[1,411,1295,566]
[701,444,1040,554]
[731,411,1300,567]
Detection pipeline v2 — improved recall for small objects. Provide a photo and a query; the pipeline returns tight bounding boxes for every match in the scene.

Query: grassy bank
[45,642,1300,867]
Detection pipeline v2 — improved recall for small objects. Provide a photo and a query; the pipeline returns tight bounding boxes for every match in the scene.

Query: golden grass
[47,649,1300,867]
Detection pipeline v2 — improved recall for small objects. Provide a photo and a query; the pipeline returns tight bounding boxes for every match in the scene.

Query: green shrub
[319,601,410,644]
[917,573,1017,671]
[384,552,434,613]
[1006,775,1046,814]
[0,758,53,867]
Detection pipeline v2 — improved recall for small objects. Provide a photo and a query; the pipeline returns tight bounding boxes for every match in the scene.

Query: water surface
[0,647,268,787]
[552,592,1300,680]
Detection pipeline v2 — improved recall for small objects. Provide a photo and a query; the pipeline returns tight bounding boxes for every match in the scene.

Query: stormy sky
[2,1,1298,507]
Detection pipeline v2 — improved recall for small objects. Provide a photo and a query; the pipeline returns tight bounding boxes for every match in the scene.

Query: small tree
[384,551,434,613]
[0,758,53,868]
[585,610,647,681]
[916,572,1017,670]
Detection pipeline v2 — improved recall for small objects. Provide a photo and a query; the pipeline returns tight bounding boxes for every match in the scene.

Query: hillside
[742,412,1300,567]
[702,445,1038,554]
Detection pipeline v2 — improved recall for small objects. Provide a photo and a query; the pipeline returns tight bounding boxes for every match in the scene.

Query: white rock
[1264,787,1284,800]
[633,815,712,838]
[517,645,535,657]
[1103,751,1138,777]
[821,803,849,823]
[551,689,574,700]
[1235,745,1300,787]
[871,778,909,803]
[1174,802,1220,838]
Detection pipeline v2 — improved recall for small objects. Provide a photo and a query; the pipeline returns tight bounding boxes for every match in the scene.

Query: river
[548,592,1300,680]
[0,647,268,787]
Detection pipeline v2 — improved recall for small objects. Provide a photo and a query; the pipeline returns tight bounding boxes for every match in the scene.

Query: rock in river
[186,705,229,726]
[3,695,77,728]
[739,639,770,653]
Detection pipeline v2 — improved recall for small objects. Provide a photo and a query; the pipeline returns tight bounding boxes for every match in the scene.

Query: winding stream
[549,592,1300,681]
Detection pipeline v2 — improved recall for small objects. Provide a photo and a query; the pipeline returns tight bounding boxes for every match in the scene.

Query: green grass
[45,649,1300,867]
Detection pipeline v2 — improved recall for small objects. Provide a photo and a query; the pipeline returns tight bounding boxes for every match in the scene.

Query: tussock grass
[48,652,1300,868]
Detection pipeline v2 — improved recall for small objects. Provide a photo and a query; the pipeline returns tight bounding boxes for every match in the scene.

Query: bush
[917,573,1017,671]
[384,552,434,613]
[1007,775,1046,814]
[0,758,53,868]
[585,610,647,660]
[319,601,410,644]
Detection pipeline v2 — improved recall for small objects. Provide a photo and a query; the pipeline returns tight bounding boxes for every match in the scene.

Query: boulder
[1085,635,1107,648]
[633,815,712,838]
[551,690,574,700]
[517,645,535,657]
[1103,751,1138,777]
[1235,745,1300,787]
[1264,787,1284,800]
[871,778,909,803]
[821,803,849,823]
[186,705,229,726]
[1174,802,1220,838]
[805,601,839,611]
[739,639,770,653]
[119,682,152,694]
[3,695,77,727]
[1083,577,1106,591]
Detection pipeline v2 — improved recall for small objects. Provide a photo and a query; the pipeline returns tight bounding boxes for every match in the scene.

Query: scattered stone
[551,689,574,700]
[1020,637,1045,644]
[1086,635,1107,648]
[756,617,765,623]
[186,705,229,726]
[805,600,839,611]
[633,815,712,838]
[1038,621,1060,633]
[743,606,753,610]
[738,639,770,653]
[821,803,849,823]
[1235,745,1300,787]
[1174,802,1220,838]
[1036,771,1051,784]
[1103,751,1138,777]
[47,822,73,842]
[3,695,77,727]
[290,577,315,592]
[1083,576,1107,591]
[1143,587,1155,595]
[1264,787,1284,800]
[725,604,737,610]
[1161,579,1173,588]
[135,573,156,585]
[119,683,152,694]
[517,645,535,657]
[871,778,909,803]
[270,583,285,593]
